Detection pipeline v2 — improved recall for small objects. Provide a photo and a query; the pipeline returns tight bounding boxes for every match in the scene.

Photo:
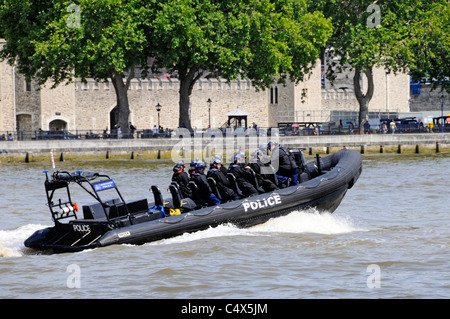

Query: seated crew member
[211,154,228,174]
[171,161,192,199]
[268,141,299,187]
[190,161,221,206]
[207,157,241,201]
[228,152,259,197]
[188,158,199,176]
[250,149,279,192]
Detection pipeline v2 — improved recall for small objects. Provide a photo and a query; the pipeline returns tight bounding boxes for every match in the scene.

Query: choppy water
[0,153,449,299]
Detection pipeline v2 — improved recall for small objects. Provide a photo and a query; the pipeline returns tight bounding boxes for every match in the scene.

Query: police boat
[24,148,362,253]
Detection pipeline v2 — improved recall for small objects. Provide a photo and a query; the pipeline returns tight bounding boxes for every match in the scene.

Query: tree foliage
[144,0,332,129]
[409,2,450,92]
[0,0,148,131]
[310,0,449,130]
[1,0,448,132]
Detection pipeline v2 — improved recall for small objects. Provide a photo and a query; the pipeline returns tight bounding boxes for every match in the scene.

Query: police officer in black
[228,152,259,197]
[190,161,221,206]
[171,161,192,199]
[268,141,299,187]
[207,157,241,201]
[211,154,228,174]
[250,149,279,192]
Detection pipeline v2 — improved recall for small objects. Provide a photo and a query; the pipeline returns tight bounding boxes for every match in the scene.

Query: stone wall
[15,76,41,131]
[294,62,323,122]
[0,39,15,132]
[410,84,449,113]
[73,77,270,131]
[268,62,323,125]
[321,66,411,117]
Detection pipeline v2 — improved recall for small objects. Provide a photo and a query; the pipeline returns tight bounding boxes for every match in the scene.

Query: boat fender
[170,208,181,216]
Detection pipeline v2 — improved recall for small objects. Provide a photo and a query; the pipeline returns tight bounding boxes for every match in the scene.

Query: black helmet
[173,161,185,172]
[195,161,206,169]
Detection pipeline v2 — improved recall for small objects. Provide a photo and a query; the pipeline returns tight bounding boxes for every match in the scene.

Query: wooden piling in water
[415,144,420,153]
[397,144,402,154]
[436,142,440,153]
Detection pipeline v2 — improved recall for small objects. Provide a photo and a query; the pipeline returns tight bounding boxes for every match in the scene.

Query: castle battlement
[321,88,355,100]
[74,77,253,92]
[1,44,413,133]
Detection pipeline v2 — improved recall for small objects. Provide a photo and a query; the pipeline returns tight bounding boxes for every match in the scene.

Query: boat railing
[44,170,135,227]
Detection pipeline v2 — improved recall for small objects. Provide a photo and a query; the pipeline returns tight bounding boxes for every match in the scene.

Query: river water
[0,153,449,299]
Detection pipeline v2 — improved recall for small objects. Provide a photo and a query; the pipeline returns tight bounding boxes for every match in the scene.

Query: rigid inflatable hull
[25,148,362,253]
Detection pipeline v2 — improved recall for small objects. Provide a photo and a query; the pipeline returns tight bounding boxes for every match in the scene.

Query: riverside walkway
[1,133,450,161]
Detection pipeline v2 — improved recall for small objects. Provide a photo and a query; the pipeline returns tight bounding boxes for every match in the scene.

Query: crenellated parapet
[74,77,254,91]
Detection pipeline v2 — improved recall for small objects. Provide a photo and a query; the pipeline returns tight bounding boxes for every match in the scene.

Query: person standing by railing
[129,122,136,138]
[390,119,397,134]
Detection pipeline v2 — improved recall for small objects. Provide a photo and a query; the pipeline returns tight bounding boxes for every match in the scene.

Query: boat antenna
[50,150,56,172]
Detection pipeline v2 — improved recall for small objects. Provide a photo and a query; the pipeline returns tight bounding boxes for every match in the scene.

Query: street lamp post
[155,103,162,134]
[440,95,444,133]
[207,98,212,128]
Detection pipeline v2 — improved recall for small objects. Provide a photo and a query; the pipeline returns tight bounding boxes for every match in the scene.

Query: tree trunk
[178,64,203,131]
[110,67,134,136]
[353,66,374,133]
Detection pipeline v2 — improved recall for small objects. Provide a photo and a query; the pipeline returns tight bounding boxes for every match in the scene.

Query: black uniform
[249,158,279,192]
[172,170,192,198]
[190,171,221,206]
[271,145,299,186]
[228,163,259,197]
[207,167,240,201]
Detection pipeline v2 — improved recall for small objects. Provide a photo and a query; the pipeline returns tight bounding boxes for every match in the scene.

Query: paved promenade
[1,133,450,160]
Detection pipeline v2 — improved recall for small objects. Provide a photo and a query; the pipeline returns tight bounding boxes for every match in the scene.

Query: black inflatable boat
[24,148,362,253]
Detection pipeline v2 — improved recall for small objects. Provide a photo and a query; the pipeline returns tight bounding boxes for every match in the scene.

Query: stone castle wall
[1,48,421,133]
[72,77,270,131]
[321,66,411,117]
[410,84,449,113]
[0,39,15,132]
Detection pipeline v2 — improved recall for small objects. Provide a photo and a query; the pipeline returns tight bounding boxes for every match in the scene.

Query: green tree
[0,0,148,133]
[145,0,332,130]
[409,2,450,92]
[310,0,446,131]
